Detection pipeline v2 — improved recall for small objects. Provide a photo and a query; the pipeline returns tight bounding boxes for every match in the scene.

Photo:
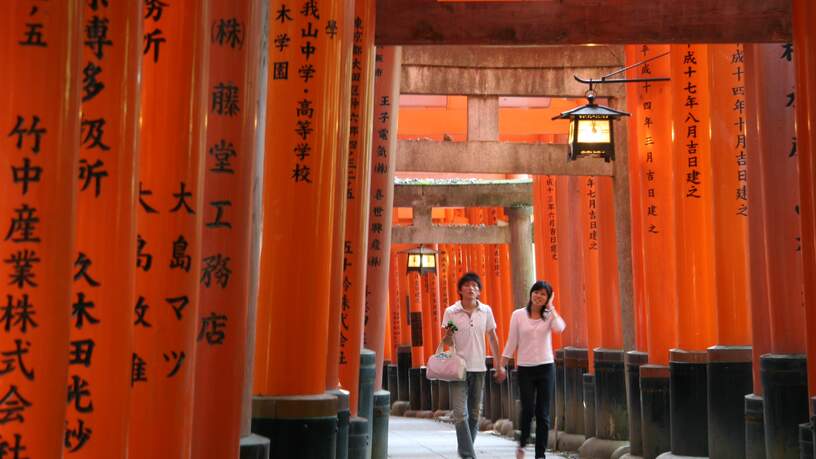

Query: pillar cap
[624,351,648,365]
[639,364,669,378]
[669,348,708,364]
[252,394,339,419]
[326,388,350,412]
[593,348,624,362]
[707,345,752,363]
[563,347,588,358]
[759,353,807,371]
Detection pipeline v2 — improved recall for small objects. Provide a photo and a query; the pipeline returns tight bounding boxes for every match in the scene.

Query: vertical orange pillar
[338,0,376,416]
[558,176,588,349]
[397,250,413,349]
[388,249,402,357]
[129,1,208,457]
[793,0,816,402]
[192,1,262,458]
[707,44,751,346]
[68,2,141,457]
[326,0,354,393]
[409,271,425,367]
[421,274,435,360]
[554,176,578,347]
[581,177,603,372]
[670,44,717,352]
[439,246,452,311]
[597,177,623,350]
[364,46,401,391]
[538,176,563,350]
[633,45,678,366]
[0,2,81,457]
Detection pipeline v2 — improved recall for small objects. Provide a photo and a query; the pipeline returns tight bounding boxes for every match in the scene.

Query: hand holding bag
[426,341,466,381]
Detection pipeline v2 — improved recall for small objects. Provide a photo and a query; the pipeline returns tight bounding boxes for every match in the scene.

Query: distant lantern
[553,90,629,162]
[405,245,438,275]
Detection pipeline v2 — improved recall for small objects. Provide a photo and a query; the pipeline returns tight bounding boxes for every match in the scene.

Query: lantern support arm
[574,50,670,91]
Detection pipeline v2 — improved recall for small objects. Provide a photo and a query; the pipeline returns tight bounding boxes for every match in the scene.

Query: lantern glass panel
[408,254,421,269]
[421,254,436,269]
[576,118,611,143]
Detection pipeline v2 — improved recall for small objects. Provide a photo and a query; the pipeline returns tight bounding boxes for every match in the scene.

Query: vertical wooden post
[128,1,209,457]
[193,1,263,458]
[581,176,603,372]
[0,2,81,457]
[69,1,142,457]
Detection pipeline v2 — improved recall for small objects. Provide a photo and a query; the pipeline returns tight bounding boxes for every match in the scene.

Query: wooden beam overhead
[375,0,791,46]
[393,181,533,208]
[396,140,615,176]
[392,224,510,244]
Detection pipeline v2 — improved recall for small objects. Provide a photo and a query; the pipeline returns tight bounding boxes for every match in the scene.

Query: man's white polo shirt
[441,301,496,372]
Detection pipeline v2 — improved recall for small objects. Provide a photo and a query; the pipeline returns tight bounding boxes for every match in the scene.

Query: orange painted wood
[743,45,773,394]
[388,249,402,357]
[254,0,346,395]
[338,0,376,415]
[364,45,401,390]
[634,45,678,365]
[670,44,717,352]
[743,44,806,356]
[581,177,603,370]
[625,45,649,352]
[555,176,587,348]
[536,176,563,351]
[793,0,816,399]
[128,1,209,457]
[326,0,355,391]
[707,44,752,346]
[408,271,425,367]
[597,176,623,350]
[396,249,413,350]
[0,2,81,456]
[68,1,141,456]
[192,1,263,457]
[421,273,436,359]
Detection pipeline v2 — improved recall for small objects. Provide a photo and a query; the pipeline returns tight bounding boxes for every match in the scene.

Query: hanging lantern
[553,90,629,162]
[405,245,438,275]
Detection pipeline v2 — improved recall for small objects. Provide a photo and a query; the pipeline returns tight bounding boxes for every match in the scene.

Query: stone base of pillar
[328,389,350,459]
[510,367,521,427]
[706,345,751,459]
[800,422,814,459]
[387,365,399,402]
[595,349,628,442]
[760,354,809,458]
[239,434,270,459]
[640,364,671,459]
[439,380,450,410]
[348,416,370,459]
[408,368,421,410]
[669,349,708,457]
[583,373,597,438]
[744,394,765,459]
[564,347,588,435]
[251,394,338,459]
[489,368,502,422]
[556,349,566,430]
[359,348,376,459]
[500,369,511,420]
[372,390,390,459]
[397,346,412,402]
[382,360,391,391]
[556,431,586,452]
[625,352,648,457]
[419,367,432,411]
[430,379,440,411]
[578,437,629,459]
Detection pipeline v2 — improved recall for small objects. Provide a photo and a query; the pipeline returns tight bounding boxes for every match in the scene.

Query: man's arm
[488,329,506,381]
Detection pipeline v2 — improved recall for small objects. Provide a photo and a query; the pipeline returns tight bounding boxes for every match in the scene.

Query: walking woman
[498,281,566,459]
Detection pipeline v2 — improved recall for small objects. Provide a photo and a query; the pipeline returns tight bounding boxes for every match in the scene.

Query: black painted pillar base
[640,364,671,459]
[387,365,398,403]
[564,347,588,435]
[359,349,376,459]
[668,349,708,457]
[408,368,421,411]
[239,434,270,459]
[439,381,450,410]
[584,373,597,438]
[556,349,566,430]
[419,367,432,411]
[328,389,350,459]
[800,422,814,459]
[397,346,412,402]
[348,416,370,459]
[595,349,628,441]
[500,363,511,420]
[484,357,494,420]
[744,394,766,459]
[510,367,521,427]
[251,394,338,459]
[372,390,390,459]
[431,379,440,411]
[760,354,809,458]
[625,351,648,457]
[382,360,391,391]
[706,345,752,459]
[812,397,816,458]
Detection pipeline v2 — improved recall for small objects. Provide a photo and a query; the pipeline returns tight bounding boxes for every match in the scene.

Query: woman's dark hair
[457,272,482,299]
[525,280,553,318]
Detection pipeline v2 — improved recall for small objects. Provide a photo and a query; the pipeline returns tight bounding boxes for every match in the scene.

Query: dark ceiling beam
[375,0,791,46]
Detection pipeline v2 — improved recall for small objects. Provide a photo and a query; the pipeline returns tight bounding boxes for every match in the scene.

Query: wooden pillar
[581,177,603,372]
[0,2,81,457]
[597,176,623,350]
[535,175,563,350]
[364,46,401,391]
[128,1,208,457]
[192,1,263,458]
[68,1,141,457]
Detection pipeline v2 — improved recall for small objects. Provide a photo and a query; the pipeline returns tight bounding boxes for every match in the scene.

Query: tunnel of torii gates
[7,1,816,459]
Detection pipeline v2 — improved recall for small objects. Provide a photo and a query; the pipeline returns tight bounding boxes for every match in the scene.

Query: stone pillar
[467,96,499,141]
[506,206,533,311]
[744,394,766,459]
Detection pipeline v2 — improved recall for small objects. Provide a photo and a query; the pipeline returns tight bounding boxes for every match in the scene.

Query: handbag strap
[436,339,456,355]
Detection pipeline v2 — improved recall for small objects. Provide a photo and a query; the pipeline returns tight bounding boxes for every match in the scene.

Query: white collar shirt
[441,300,496,372]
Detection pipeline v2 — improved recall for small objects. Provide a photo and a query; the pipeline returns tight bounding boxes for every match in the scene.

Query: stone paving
[387,416,574,459]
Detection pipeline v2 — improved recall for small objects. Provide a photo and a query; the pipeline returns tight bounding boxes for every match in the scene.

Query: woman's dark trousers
[518,363,555,458]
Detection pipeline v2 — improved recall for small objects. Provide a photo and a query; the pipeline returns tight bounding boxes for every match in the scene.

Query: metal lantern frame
[404,244,438,275]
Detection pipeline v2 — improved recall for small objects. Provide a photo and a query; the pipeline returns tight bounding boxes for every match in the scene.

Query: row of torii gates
[4,1,816,459]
